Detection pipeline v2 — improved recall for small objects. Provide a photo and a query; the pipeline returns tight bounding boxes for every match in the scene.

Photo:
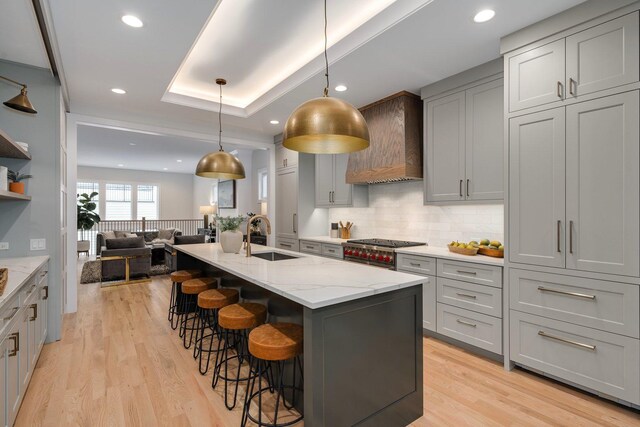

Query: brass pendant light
[195,78,246,180]
[0,75,37,114]
[283,0,369,154]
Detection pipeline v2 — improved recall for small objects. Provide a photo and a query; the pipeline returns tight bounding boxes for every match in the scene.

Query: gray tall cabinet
[503,1,640,407]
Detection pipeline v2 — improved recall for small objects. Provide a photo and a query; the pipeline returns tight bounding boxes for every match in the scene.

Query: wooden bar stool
[242,323,304,427]
[194,288,239,374]
[169,269,201,330]
[213,302,267,410]
[179,277,217,349]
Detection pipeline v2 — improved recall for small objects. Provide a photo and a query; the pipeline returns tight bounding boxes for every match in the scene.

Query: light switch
[0,242,8,250]
[30,239,46,251]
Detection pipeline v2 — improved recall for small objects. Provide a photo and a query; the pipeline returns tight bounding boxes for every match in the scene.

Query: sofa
[96,228,182,256]
[100,236,151,284]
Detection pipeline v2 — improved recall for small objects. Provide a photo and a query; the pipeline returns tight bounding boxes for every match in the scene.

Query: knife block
[340,228,351,239]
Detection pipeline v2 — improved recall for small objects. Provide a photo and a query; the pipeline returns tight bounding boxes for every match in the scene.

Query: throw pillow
[105,236,145,249]
[114,230,129,238]
[102,230,116,240]
[157,228,175,241]
[125,233,138,238]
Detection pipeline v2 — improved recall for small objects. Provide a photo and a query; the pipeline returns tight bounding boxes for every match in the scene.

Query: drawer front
[276,238,299,252]
[510,311,640,404]
[20,279,37,303]
[510,269,639,338]
[437,278,502,318]
[423,279,436,332]
[397,254,436,276]
[437,258,502,288]
[299,241,322,255]
[321,243,343,259]
[0,295,20,335]
[437,303,502,354]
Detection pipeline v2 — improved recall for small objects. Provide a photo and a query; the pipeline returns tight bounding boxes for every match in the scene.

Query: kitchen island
[174,243,426,427]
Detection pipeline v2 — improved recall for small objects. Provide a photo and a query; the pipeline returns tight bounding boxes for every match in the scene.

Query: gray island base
[175,243,424,426]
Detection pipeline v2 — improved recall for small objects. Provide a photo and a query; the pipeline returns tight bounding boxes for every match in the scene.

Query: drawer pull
[409,262,421,267]
[537,286,596,300]
[557,81,563,98]
[326,249,335,253]
[280,244,292,248]
[305,246,315,250]
[456,292,477,299]
[538,331,596,351]
[43,286,49,300]
[3,307,19,321]
[29,303,38,321]
[456,270,477,275]
[456,319,477,328]
[8,332,19,357]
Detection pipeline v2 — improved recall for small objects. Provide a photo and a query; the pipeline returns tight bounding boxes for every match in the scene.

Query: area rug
[80,260,170,284]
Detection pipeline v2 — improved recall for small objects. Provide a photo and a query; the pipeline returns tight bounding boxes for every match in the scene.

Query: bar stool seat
[179,277,217,349]
[248,323,303,361]
[168,269,202,330]
[182,277,217,294]
[170,269,202,283]
[218,303,267,330]
[199,288,239,309]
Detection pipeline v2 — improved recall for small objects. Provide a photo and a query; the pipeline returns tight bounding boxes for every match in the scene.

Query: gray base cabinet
[299,240,344,260]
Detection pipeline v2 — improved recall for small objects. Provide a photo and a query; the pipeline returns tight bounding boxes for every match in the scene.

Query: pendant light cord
[323,0,329,97]
[218,81,223,151]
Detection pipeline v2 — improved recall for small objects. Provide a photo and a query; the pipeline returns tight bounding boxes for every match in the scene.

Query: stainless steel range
[341,239,427,269]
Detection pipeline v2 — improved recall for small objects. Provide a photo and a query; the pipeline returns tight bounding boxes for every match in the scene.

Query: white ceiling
[77,124,253,174]
[0,1,49,69]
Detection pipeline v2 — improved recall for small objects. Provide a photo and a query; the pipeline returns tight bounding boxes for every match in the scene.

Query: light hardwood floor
[15,274,640,427]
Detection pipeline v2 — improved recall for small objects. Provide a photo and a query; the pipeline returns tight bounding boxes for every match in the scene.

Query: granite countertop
[395,245,504,266]
[298,236,349,245]
[0,256,49,305]
[174,243,426,309]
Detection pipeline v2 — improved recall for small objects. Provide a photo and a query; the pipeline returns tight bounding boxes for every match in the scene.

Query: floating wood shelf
[0,128,31,160]
[0,190,31,201]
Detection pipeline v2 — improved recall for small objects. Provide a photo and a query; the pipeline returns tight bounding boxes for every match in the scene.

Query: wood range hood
[346,91,423,184]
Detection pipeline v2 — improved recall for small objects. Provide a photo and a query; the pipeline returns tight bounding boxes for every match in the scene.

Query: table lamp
[200,205,216,229]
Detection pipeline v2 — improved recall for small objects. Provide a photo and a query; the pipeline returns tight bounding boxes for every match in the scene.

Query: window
[105,183,132,220]
[77,182,100,215]
[258,168,268,202]
[137,185,159,220]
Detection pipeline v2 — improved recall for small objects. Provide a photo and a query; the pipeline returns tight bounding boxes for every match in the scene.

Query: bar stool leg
[169,282,180,330]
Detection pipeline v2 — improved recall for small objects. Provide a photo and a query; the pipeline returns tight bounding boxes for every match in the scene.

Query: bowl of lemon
[447,241,480,256]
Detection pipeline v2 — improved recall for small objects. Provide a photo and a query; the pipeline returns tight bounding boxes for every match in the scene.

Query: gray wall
[0,60,62,342]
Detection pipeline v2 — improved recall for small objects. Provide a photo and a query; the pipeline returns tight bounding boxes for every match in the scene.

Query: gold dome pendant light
[195,78,246,179]
[283,0,369,154]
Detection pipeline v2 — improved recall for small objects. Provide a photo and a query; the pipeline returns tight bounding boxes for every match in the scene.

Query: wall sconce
[0,75,37,114]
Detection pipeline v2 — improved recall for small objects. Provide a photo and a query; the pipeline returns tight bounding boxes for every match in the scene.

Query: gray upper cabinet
[566,12,639,98]
[565,91,639,277]
[509,39,565,112]
[315,154,335,207]
[276,167,298,239]
[465,79,504,200]
[509,107,566,268]
[276,142,298,170]
[426,79,503,203]
[315,153,359,207]
[426,91,466,202]
[332,153,352,205]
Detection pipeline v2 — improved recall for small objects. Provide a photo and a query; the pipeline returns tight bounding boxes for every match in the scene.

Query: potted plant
[215,215,245,253]
[77,192,101,254]
[7,170,32,194]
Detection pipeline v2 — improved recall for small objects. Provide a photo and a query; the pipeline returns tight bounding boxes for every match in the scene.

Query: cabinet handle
[538,331,596,351]
[410,262,421,267]
[466,179,470,197]
[43,285,49,300]
[569,78,576,96]
[305,246,315,250]
[280,243,292,248]
[557,220,561,253]
[332,191,335,203]
[8,332,19,357]
[557,81,563,98]
[456,270,477,276]
[29,303,38,321]
[569,220,574,254]
[456,319,477,328]
[459,180,463,197]
[456,292,477,299]
[538,286,596,300]
[293,213,297,234]
[3,307,19,321]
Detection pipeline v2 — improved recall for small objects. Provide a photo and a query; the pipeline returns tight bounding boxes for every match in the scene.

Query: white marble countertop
[298,236,348,245]
[395,245,504,266]
[0,256,49,306]
[175,243,426,309]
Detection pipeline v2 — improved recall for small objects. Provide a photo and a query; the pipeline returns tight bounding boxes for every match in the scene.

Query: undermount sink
[251,251,299,261]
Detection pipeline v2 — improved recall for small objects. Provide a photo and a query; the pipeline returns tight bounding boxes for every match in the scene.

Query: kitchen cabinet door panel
[332,153,352,206]
[509,39,565,112]
[315,155,334,207]
[566,12,639,98]
[0,341,5,427]
[566,91,640,276]
[7,325,20,427]
[465,79,504,200]
[426,92,465,202]
[276,168,298,239]
[509,108,566,268]
[276,143,298,170]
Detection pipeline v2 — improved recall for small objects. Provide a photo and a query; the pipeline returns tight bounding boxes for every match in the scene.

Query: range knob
[384,256,391,263]
[360,252,368,259]
[369,253,376,260]
[377,254,384,261]
[353,250,359,257]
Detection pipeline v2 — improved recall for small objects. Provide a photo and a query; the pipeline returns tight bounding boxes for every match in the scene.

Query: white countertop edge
[0,256,50,306]
[298,236,349,245]
[395,246,504,266]
[174,244,427,309]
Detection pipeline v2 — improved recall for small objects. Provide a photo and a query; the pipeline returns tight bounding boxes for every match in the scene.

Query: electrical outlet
[30,239,46,251]
[0,242,8,250]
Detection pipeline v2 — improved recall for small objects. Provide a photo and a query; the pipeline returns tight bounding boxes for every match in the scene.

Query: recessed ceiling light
[117,164,124,167]
[176,159,182,163]
[129,142,136,146]
[122,15,143,28]
[270,120,280,125]
[473,9,495,23]
[335,85,347,92]
[111,88,126,94]
[163,168,168,171]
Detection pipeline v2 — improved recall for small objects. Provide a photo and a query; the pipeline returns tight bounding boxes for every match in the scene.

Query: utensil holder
[340,228,351,239]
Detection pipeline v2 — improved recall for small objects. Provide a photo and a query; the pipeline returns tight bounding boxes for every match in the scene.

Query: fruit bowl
[448,244,478,256]
[478,246,504,258]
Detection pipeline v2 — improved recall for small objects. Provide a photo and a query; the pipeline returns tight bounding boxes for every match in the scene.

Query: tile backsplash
[328,181,504,247]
